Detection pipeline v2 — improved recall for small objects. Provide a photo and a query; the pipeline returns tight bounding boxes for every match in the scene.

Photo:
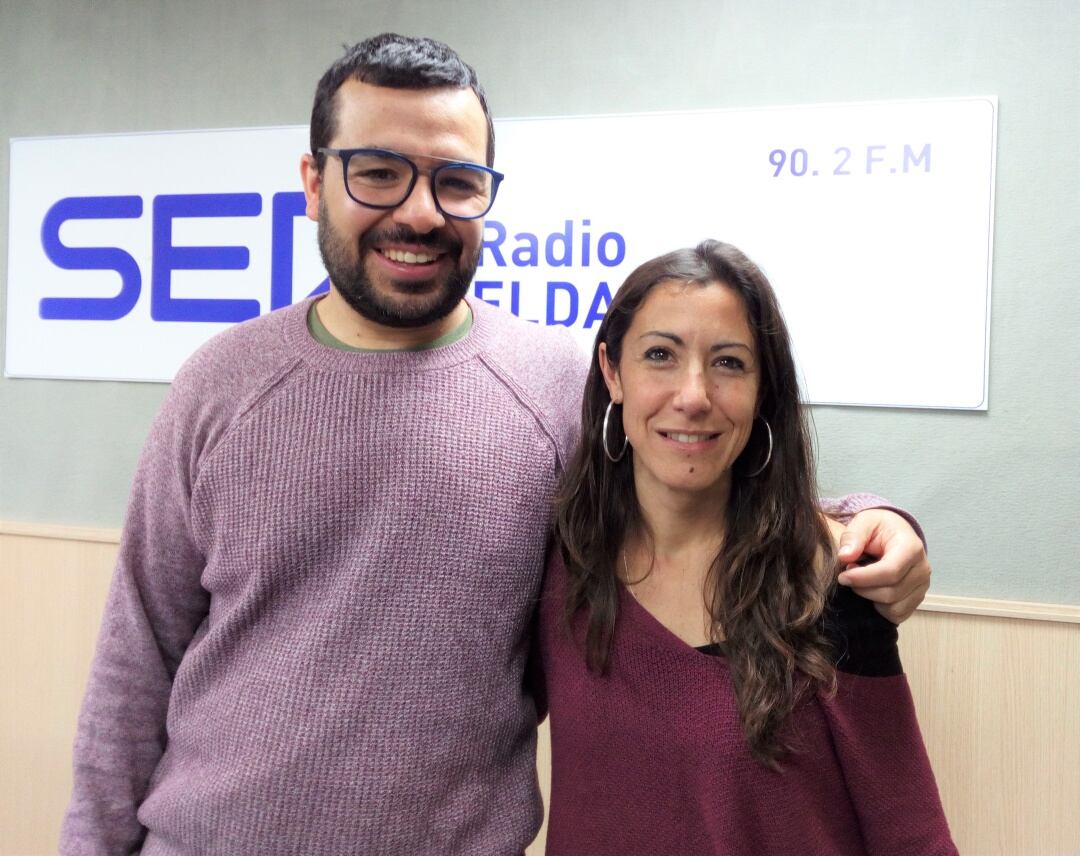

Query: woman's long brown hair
[554,240,836,768]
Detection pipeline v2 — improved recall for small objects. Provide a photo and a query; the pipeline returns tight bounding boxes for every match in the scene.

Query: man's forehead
[332,79,484,121]
[329,79,488,155]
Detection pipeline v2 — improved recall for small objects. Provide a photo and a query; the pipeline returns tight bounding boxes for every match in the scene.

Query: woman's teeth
[667,432,714,443]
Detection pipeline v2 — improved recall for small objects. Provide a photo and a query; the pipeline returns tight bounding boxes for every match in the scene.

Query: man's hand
[835,509,930,624]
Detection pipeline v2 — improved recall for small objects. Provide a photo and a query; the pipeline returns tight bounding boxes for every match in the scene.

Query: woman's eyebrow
[636,331,753,353]
[638,330,683,344]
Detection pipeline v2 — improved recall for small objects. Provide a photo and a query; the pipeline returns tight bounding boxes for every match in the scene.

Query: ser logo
[38,191,321,322]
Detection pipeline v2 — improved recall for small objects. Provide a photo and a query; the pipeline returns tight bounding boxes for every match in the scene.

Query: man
[61,34,930,855]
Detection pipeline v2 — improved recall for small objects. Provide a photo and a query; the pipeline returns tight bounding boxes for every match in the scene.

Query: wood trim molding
[0,520,121,544]
[920,593,1080,624]
[3,521,1078,624]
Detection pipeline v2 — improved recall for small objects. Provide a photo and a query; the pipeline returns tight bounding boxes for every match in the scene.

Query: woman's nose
[673,369,711,413]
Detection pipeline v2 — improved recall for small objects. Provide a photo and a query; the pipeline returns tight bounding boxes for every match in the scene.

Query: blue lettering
[509,280,521,316]
[39,195,143,321]
[481,219,506,266]
[583,281,613,328]
[511,232,539,266]
[151,193,262,322]
[474,280,522,315]
[598,232,626,267]
[474,280,502,308]
[904,143,931,173]
[546,281,578,326]
[483,219,623,270]
[865,145,887,175]
[545,221,573,267]
[270,191,306,310]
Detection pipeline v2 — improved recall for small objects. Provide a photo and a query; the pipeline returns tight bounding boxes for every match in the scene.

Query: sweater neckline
[618,582,727,662]
[282,294,496,374]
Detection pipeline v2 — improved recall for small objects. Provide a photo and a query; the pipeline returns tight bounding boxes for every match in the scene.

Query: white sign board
[5,97,996,408]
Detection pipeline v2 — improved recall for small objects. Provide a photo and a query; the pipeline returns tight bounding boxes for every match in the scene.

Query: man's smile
[379,247,443,265]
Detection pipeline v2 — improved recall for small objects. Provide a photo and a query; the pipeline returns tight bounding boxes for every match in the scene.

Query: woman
[538,240,956,854]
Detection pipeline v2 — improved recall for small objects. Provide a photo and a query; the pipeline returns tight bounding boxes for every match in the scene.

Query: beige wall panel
[0,531,117,855]
[900,610,1080,855]
[526,720,552,856]
[3,529,1078,855]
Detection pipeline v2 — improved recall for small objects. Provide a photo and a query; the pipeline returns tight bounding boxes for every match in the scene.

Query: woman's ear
[598,342,623,404]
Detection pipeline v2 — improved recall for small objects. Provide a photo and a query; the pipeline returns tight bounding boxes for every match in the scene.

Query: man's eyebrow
[637,331,753,352]
[353,146,483,167]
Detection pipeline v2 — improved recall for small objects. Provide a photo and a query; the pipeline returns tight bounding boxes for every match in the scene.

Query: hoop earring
[746,417,773,477]
[602,401,628,463]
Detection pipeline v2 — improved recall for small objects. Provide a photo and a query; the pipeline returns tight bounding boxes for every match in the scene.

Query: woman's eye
[715,355,745,370]
[643,347,671,362]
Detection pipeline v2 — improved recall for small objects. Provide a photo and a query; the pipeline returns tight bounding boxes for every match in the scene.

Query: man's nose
[391,175,446,234]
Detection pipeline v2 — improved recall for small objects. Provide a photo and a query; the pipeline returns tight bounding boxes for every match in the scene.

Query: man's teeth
[383,248,437,264]
[668,432,713,443]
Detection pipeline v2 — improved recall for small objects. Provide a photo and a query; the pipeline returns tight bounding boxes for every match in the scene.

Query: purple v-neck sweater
[60,297,585,856]
[537,550,956,855]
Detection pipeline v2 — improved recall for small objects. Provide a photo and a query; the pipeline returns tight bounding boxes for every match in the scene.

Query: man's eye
[352,167,403,184]
[439,174,482,191]
[436,171,487,197]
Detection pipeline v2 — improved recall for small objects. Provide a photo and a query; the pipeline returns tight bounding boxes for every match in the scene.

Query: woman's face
[600,279,760,508]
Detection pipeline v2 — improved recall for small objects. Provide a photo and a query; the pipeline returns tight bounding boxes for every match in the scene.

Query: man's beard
[317,205,477,329]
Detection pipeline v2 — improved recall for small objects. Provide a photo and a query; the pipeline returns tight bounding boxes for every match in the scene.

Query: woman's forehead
[631,279,750,332]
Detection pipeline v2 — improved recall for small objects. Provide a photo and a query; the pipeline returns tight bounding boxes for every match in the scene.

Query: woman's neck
[618,477,733,646]
[631,481,728,564]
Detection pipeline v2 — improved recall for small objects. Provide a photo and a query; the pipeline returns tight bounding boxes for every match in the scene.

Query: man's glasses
[318,147,504,220]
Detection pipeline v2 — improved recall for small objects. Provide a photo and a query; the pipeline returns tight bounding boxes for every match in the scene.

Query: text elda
[476,218,627,328]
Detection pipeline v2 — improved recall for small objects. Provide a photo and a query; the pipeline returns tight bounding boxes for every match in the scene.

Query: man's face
[303,79,489,328]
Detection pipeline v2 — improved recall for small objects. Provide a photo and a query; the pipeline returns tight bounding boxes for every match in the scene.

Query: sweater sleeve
[528,543,564,726]
[820,600,957,855]
[59,380,212,855]
[818,492,927,548]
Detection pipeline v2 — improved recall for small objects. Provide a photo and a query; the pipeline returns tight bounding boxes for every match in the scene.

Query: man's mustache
[359,226,462,256]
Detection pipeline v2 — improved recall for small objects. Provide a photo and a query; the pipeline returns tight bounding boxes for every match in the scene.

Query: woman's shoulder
[818,513,903,677]
[824,585,902,677]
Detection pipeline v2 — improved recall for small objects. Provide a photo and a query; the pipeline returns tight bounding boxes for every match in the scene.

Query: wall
[1,0,1078,604]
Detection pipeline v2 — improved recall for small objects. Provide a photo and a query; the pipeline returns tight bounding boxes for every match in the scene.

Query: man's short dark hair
[310,33,495,170]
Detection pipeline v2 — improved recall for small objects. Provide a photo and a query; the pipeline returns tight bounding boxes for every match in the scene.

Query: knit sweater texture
[60,296,585,856]
[537,549,957,856]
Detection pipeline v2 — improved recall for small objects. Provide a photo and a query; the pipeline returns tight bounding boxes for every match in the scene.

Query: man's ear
[598,342,623,404]
[300,153,322,222]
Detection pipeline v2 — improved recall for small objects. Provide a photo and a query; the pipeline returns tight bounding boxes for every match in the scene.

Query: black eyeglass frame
[318,147,505,221]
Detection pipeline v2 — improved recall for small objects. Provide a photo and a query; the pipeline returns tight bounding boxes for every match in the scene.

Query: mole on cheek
[689,467,695,473]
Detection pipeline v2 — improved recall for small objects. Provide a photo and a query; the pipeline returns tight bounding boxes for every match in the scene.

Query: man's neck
[315,288,470,351]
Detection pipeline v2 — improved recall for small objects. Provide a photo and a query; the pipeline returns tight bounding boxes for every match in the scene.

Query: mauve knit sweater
[60,296,585,856]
